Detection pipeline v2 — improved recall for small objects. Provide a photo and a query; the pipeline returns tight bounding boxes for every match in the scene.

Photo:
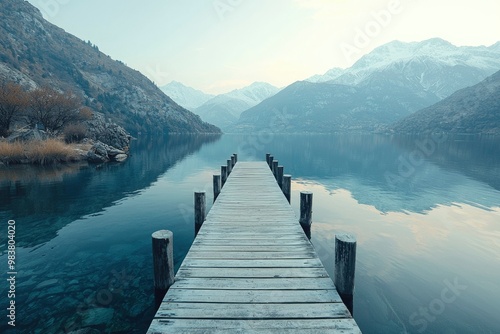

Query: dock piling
[283,174,291,203]
[221,166,227,187]
[213,175,221,202]
[152,230,174,310]
[277,166,284,189]
[266,153,271,167]
[269,155,274,170]
[299,191,313,238]
[194,191,206,235]
[231,155,236,169]
[335,234,357,315]
[272,161,278,180]
[233,153,238,163]
[227,159,232,175]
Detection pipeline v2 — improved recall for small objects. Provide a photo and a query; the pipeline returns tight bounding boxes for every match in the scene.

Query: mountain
[235,80,438,133]
[306,67,344,83]
[160,81,214,110]
[0,0,220,135]
[194,82,280,130]
[235,39,500,133]
[392,70,500,134]
[333,38,500,99]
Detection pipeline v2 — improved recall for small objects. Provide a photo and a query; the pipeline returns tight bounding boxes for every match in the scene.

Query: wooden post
[299,191,313,238]
[233,153,238,163]
[266,153,271,167]
[231,155,236,169]
[152,230,174,310]
[335,234,357,315]
[283,174,291,203]
[194,191,206,235]
[213,175,221,203]
[269,155,274,170]
[221,165,227,187]
[277,166,284,189]
[227,159,232,175]
[272,161,278,180]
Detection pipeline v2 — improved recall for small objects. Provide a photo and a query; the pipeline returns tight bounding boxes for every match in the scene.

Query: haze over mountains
[0,0,219,135]
[160,81,214,110]
[233,38,500,133]
[193,82,280,130]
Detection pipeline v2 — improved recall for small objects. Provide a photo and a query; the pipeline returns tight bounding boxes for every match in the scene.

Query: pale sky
[27,0,500,94]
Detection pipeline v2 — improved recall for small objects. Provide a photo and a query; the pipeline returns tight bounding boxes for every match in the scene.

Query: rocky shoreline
[0,112,132,165]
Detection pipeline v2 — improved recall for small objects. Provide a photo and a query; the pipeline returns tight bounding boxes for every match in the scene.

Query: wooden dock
[148,161,361,333]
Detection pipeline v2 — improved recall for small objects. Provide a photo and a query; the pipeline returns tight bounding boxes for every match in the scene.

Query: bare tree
[0,82,28,136]
[27,86,83,133]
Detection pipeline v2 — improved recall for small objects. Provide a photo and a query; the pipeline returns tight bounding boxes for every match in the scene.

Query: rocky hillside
[392,70,500,134]
[0,0,220,135]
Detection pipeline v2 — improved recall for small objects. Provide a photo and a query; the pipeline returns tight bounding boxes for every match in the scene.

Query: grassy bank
[0,139,85,165]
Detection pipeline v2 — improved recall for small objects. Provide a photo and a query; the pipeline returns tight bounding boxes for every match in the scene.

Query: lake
[1,134,499,334]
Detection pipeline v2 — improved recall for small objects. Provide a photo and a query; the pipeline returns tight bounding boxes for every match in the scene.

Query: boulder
[86,140,128,163]
[113,154,128,162]
[85,112,131,150]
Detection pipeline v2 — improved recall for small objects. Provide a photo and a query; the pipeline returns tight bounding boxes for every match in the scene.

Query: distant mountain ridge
[0,0,220,135]
[160,81,214,110]
[392,70,500,134]
[235,38,500,133]
[194,82,280,130]
[332,38,500,99]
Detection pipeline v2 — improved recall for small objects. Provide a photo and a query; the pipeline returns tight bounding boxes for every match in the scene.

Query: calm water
[1,134,499,334]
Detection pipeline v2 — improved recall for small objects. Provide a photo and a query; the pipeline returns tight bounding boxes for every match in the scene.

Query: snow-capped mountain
[194,82,280,130]
[160,81,214,110]
[332,38,500,98]
[234,38,500,133]
[306,67,345,83]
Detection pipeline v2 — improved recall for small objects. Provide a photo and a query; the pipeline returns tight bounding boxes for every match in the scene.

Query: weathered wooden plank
[162,288,342,303]
[186,245,315,252]
[181,258,324,268]
[172,277,336,290]
[155,302,351,319]
[175,267,330,278]
[184,251,316,259]
[148,319,360,333]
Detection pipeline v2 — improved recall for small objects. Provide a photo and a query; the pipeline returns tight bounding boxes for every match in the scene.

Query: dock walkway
[148,161,361,333]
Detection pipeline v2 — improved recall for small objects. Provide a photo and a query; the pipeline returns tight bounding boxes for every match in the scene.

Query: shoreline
[0,138,129,166]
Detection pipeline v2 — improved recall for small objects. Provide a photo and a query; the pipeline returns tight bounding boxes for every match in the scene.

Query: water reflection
[233,134,500,212]
[0,134,220,248]
[0,133,498,334]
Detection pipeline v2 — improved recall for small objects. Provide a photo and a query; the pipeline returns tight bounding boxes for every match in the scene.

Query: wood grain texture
[147,161,361,333]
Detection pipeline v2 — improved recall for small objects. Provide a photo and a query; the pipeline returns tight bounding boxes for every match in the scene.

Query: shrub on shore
[0,139,79,165]
[0,141,25,163]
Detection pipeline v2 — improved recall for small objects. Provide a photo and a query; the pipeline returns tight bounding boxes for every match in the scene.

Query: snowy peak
[306,67,345,83]
[160,81,214,110]
[330,38,500,98]
[193,82,280,130]
[224,82,281,105]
